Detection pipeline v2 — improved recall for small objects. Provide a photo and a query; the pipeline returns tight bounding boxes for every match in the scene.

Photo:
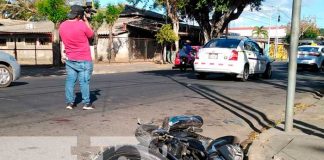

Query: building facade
[0,19,54,65]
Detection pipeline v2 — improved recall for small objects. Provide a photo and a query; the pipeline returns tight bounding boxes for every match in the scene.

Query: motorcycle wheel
[180,64,187,72]
[101,145,166,160]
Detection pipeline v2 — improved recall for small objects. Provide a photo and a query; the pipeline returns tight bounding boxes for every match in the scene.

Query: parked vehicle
[101,115,244,160]
[297,45,324,72]
[174,46,201,71]
[0,51,21,87]
[298,39,317,46]
[194,37,272,81]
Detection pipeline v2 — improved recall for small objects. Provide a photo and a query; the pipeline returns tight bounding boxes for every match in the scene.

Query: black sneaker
[66,103,76,110]
[82,104,95,110]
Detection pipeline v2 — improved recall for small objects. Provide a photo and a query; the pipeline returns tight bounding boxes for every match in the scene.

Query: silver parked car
[0,51,21,87]
[297,45,324,71]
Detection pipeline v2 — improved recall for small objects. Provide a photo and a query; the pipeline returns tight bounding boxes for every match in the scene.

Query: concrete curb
[247,97,324,160]
[247,124,306,160]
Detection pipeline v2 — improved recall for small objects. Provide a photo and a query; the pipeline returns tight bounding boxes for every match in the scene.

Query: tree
[36,0,69,66]
[156,24,178,63]
[285,17,320,42]
[0,0,39,20]
[319,28,324,36]
[127,0,185,52]
[252,26,268,38]
[155,0,187,52]
[90,0,105,62]
[105,4,124,63]
[184,0,263,43]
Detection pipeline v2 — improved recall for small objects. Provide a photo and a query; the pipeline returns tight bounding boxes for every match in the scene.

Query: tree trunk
[93,29,99,62]
[172,21,180,63]
[52,26,61,66]
[108,25,113,63]
[166,0,180,52]
[162,44,166,64]
[203,29,210,43]
[173,21,179,52]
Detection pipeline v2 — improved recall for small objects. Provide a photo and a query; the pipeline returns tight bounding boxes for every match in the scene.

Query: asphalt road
[0,62,323,159]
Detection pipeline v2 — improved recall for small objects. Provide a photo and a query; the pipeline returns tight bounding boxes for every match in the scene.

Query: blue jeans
[65,60,93,105]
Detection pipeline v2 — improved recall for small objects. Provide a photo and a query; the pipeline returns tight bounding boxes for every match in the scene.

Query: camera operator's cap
[67,5,84,19]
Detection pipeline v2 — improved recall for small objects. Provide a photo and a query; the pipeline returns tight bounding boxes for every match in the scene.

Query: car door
[251,42,267,73]
[244,41,258,73]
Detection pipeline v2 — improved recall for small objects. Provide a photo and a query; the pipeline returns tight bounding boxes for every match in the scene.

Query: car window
[298,47,319,52]
[244,41,253,51]
[203,39,240,48]
[250,42,261,53]
[244,42,251,51]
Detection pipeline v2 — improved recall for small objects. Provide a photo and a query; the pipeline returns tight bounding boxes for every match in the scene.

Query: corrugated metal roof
[120,5,166,21]
[127,18,163,32]
[0,19,54,33]
[97,17,140,35]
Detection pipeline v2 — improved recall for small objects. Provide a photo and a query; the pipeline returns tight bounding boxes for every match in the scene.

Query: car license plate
[209,53,218,59]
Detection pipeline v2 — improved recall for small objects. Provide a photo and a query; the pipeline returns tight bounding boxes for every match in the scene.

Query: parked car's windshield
[298,47,319,52]
[203,39,240,49]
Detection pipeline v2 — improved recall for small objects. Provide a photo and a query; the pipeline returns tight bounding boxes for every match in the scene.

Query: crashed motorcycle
[102,115,244,160]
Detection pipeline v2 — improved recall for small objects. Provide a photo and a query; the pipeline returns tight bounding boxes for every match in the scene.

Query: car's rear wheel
[0,64,13,88]
[240,65,249,82]
[262,64,272,79]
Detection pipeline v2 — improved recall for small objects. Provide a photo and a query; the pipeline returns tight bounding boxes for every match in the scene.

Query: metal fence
[128,37,162,62]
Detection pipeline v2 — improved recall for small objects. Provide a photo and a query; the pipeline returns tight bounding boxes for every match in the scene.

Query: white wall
[228,27,287,38]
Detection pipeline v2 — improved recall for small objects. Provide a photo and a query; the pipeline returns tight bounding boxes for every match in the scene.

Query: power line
[239,16,270,25]
[244,11,290,25]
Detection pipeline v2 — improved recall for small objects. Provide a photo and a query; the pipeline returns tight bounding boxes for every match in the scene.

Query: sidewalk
[248,98,324,160]
[21,62,174,77]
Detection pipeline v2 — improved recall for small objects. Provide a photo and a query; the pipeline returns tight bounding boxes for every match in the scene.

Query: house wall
[97,33,160,62]
[0,36,53,65]
[97,33,130,62]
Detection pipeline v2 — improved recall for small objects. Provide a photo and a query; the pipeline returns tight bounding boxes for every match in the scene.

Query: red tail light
[229,50,238,61]
[308,52,320,57]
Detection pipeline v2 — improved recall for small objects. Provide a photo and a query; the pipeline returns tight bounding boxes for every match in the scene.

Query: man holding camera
[59,5,95,110]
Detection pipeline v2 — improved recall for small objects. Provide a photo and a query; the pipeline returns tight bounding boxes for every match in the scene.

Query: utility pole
[285,0,301,132]
[274,6,279,59]
[267,6,273,56]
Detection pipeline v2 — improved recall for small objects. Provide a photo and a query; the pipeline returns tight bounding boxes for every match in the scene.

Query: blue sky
[99,0,324,28]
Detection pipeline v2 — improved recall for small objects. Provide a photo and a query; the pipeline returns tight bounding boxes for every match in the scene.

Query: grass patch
[293,103,311,114]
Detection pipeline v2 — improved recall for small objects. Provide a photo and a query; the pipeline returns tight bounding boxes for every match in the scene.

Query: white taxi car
[297,45,324,71]
[194,37,272,81]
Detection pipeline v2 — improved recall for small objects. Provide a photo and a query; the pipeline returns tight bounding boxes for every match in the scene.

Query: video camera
[83,1,96,21]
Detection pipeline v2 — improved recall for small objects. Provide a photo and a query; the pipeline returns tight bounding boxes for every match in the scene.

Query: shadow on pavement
[21,65,66,77]
[293,119,324,139]
[139,70,278,133]
[9,82,29,87]
[75,89,102,105]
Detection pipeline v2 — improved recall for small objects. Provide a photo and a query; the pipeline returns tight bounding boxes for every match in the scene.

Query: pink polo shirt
[59,20,94,61]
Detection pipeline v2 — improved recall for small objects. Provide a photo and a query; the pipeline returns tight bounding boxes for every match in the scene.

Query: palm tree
[252,26,268,38]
